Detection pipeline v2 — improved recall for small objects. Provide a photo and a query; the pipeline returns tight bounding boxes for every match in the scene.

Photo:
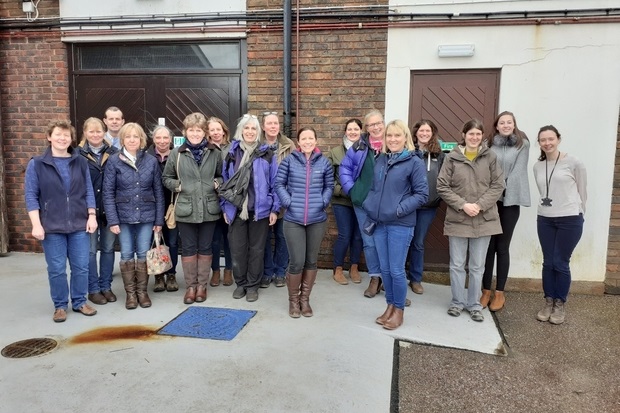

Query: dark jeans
[212,216,232,271]
[483,203,520,291]
[161,224,179,274]
[332,204,362,267]
[177,221,216,257]
[283,220,327,275]
[228,215,270,291]
[537,214,583,302]
[263,217,289,279]
[407,207,437,283]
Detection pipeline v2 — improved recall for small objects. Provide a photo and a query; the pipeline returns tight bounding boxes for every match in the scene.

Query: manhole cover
[1,338,58,359]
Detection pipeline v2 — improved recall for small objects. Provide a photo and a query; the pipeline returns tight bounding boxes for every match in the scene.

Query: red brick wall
[247,0,388,268]
[605,110,620,294]
[1,0,67,252]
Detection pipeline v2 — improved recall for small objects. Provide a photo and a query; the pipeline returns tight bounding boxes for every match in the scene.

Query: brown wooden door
[409,69,500,267]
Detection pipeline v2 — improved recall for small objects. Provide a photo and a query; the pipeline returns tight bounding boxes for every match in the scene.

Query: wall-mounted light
[438,44,475,58]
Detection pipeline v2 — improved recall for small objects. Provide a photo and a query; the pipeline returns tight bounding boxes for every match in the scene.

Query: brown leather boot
[300,269,318,317]
[165,273,179,292]
[120,260,138,310]
[364,276,381,298]
[375,304,394,325]
[153,274,166,292]
[383,307,404,330]
[195,255,212,302]
[181,255,198,303]
[333,266,348,285]
[489,290,505,312]
[286,272,302,318]
[480,289,492,308]
[135,260,151,308]
[349,264,361,284]
[210,269,221,287]
[223,269,234,286]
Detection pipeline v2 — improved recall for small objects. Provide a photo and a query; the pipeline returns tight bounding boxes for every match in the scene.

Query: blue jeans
[118,222,153,261]
[373,224,414,310]
[448,236,491,312]
[407,208,437,283]
[161,224,179,274]
[263,217,289,279]
[332,204,362,267]
[41,231,90,310]
[353,206,381,277]
[212,216,232,271]
[537,214,583,302]
[88,224,116,293]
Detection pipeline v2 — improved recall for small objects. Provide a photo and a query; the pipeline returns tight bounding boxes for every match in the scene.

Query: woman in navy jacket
[103,123,165,310]
[275,127,334,318]
[363,120,428,330]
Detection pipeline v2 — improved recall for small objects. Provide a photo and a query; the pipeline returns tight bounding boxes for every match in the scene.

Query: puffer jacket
[103,150,165,227]
[220,140,280,223]
[414,147,445,209]
[79,140,118,224]
[339,138,369,196]
[436,145,505,238]
[275,149,334,226]
[362,150,429,227]
[162,142,223,224]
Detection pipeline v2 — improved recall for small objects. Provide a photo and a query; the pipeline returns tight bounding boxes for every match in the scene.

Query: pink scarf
[369,137,382,152]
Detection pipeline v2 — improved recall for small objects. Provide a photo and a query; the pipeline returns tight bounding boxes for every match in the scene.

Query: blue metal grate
[158,306,256,341]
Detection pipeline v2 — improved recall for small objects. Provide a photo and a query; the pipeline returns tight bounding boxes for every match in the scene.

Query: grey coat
[490,135,531,207]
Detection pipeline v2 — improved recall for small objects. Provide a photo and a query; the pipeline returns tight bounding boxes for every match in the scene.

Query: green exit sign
[440,141,458,152]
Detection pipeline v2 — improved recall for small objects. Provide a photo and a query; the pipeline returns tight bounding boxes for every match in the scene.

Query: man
[103,106,125,149]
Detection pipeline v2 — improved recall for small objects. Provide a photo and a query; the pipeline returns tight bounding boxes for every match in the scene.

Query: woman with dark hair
[534,125,586,325]
[327,118,364,285]
[275,127,334,318]
[26,120,99,322]
[437,119,504,322]
[481,111,531,311]
[406,119,445,295]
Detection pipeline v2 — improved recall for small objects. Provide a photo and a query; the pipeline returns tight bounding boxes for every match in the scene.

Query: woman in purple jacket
[221,114,279,303]
[275,127,334,318]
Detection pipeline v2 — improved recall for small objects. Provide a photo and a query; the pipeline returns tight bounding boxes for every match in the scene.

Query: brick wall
[1,1,67,252]
[605,110,620,294]
[247,0,388,269]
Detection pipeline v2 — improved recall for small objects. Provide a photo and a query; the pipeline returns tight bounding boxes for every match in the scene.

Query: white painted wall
[385,19,620,281]
[59,0,246,18]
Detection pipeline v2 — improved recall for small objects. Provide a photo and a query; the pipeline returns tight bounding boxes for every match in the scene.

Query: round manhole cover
[1,338,58,359]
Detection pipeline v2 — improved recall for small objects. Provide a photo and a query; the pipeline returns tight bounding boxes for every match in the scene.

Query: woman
[534,125,586,325]
[327,118,364,285]
[25,120,98,322]
[206,116,233,287]
[482,111,531,311]
[221,114,279,302]
[339,110,385,298]
[275,127,334,318]
[437,119,504,322]
[146,125,179,293]
[363,120,428,330]
[79,117,119,305]
[406,120,445,295]
[163,113,223,304]
[261,112,295,288]
[103,123,165,310]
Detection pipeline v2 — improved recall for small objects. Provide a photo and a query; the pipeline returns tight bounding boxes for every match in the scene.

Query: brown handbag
[164,152,181,229]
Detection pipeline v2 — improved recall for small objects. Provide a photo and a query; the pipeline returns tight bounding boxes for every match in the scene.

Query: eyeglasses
[262,111,278,116]
[365,121,384,129]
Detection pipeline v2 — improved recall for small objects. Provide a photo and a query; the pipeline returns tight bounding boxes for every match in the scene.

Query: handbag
[146,231,173,276]
[164,152,181,229]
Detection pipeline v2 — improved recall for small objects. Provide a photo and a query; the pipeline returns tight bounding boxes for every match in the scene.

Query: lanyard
[545,152,560,199]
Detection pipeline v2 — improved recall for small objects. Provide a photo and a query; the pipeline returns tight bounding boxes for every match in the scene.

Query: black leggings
[483,203,520,291]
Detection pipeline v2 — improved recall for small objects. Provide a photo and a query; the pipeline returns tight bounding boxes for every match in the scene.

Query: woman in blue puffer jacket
[363,120,428,331]
[103,123,165,310]
[275,127,334,318]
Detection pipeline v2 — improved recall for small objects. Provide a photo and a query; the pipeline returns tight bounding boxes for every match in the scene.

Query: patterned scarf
[238,140,259,220]
[185,138,208,164]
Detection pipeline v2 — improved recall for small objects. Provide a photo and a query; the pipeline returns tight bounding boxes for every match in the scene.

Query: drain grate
[1,338,58,359]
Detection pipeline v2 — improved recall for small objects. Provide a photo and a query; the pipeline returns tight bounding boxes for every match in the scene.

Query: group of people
[26,107,586,329]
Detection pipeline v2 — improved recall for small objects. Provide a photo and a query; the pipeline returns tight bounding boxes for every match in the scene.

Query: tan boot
[333,266,348,285]
[196,255,212,302]
[135,260,151,308]
[549,299,565,325]
[300,269,318,317]
[383,308,404,330]
[537,297,554,321]
[349,264,361,284]
[153,274,166,292]
[222,269,234,286]
[210,269,221,287]
[286,273,302,318]
[181,255,198,304]
[364,276,381,298]
[489,290,505,312]
[480,289,492,308]
[120,260,138,310]
[375,304,394,325]
[165,273,179,292]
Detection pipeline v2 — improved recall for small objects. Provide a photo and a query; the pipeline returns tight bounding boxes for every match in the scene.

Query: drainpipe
[283,0,292,138]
